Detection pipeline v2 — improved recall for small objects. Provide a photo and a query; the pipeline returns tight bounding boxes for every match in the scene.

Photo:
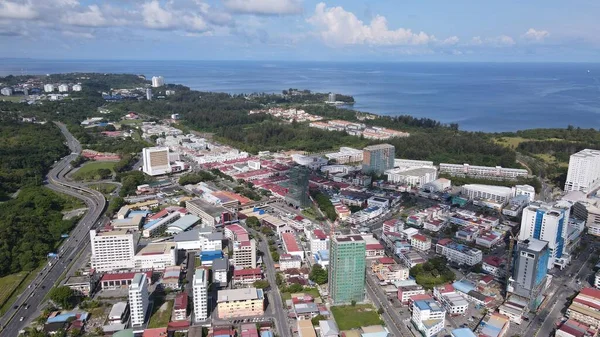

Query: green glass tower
[329,235,366,304]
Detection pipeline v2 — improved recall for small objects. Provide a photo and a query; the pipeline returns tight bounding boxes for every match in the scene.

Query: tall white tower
[129,273,149,327]
[193,269,208,322]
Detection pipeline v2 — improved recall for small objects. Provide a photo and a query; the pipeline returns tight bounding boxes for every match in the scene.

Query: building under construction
[285,166,310,208]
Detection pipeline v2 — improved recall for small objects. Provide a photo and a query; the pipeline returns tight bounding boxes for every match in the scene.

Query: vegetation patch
[72,161,116,181]
[0,272,28,308]
[310,190,337,221]
[88,183,118,195]
[331,304,384,330]
[148,299,173,328]
[409,257,456,289]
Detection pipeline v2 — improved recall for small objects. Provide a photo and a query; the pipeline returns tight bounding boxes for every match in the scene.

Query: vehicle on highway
[19,316,24,321]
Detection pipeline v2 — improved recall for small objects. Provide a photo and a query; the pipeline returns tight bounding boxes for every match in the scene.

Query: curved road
[0,123,106,337]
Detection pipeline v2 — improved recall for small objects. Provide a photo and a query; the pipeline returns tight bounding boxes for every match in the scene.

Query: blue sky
[0,0,598,61]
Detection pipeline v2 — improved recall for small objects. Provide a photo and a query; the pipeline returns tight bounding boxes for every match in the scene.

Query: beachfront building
[564,149,600,193]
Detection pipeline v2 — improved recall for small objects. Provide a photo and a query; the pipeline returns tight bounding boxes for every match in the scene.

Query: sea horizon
[1,59,599,133]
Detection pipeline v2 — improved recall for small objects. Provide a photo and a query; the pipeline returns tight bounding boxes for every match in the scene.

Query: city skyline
[0,0,599,62]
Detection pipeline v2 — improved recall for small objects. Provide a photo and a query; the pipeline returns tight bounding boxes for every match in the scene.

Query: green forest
[0,118,69,199]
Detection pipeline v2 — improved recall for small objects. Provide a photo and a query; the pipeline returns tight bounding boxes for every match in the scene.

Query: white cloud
[223,0,302,15]
[469,34,515,47]
[62,5,107,27]
[141,1,175,29]
[522,28,549,42]
[307,2,431,46]
[0,1,38,20]
[439,36,459,46]
[62,30,95,39]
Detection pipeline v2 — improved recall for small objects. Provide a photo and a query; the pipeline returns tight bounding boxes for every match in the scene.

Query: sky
[0,0,599,62]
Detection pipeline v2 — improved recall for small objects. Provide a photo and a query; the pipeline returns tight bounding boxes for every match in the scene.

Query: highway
[0,123,106,337]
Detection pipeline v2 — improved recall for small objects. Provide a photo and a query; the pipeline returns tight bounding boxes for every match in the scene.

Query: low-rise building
[435,239,482,266]
[399,250,428,268]
[161,266,181,290]
[566,288,600,328]
[64,275,95,297]
[411,299,446,337]
[482,256,506,279]
[282,232,304,259]
[232,268,262,286]
[478,313,510,337]
[173,292,188,321]
[108,302,129,324]
[216,288,265,319]
[279,254,302,271]
[439,292,469,316]
[398,285,425,304]
[410,234,432,251]
[133,242,177,270]
[212,257,229,287]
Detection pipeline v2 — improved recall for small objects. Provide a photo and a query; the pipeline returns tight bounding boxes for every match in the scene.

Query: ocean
[1,59,599,132]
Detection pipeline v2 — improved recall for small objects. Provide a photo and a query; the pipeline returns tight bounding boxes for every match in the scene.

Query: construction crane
[505,229,518,293]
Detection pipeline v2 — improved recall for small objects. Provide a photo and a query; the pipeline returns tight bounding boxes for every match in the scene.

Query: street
[0,123,106,337]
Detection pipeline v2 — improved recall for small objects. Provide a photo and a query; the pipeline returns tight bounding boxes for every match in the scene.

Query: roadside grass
[58,193,87,211]
[0,96,25,102]
[331,304,384,330]
[534,153,569,168]
[87,183,117,195]
[0,265,44,316]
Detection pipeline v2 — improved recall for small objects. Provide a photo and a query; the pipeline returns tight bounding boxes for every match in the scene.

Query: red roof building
[143,328,168,337]
[233,268,263,285]
[100,271,152,290]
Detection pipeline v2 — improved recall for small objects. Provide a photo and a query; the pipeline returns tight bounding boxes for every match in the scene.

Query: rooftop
[217,287,264,302]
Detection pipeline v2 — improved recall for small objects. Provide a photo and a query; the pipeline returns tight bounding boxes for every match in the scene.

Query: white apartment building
[325,147,364,164]
[44,84,54,92]
[565,149,600,193]
[310,230,329,255]
[439,292,469,315]
[193,269,208,322]
[133,242,177,270]
[461,184,515,204]
[233,239,257,268]
[412,300,446,337]
[199,230,223,251]
[398,285,425,303]
[72,84,82,91]
[152,76,165,87]
[386,166,438,187]
[435,240,482,266]
[440,163,528,179]
[519,201,569,268]
[90,229,136,272]
[129,273,149,328]
[514,184,536,202]
[410,234,432,252]
[58,84,69,92]
[394,158,434,168]
[212,258,229,287]
[279,254,302,271]
[142,147,171,176]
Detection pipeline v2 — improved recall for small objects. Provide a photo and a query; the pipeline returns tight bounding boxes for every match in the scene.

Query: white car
[19,317,24,322]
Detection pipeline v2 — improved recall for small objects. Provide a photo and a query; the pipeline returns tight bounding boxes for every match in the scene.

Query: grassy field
[0,265,43,316]
[331,304,384,330]
[88,183,117,195]
[0,96,25,102]
[0,272,28,308]
[281,287,321,301]
[72,161,117,181]
[534,153,569,168]
[493,136,529,149]
[148,299,173,328]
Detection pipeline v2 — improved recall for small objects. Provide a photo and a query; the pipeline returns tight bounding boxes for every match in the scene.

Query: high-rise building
[507,238,549,310]
[44,84,54,92]
[285,166,310,208]
[152,76,165,87]
[72,84,82,91]
[519,201,569,268]
[565,149,600,193]
[232,239,257,269]
[362,144,395,174]
[142,147,171,176]
[193,269,208,322]
[58,84,69,92]
[90,229,136,272]
[146,88,152,100]
[1,87,13,96]
[328,93,336,103]
[329,235,366,304]
[129,273,149,327]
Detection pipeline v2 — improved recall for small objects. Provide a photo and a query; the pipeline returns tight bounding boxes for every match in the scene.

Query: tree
[351,300,356,307]
[378,306,384,314]
[309,264,328,285]
[271,251,280,262]
[311,314,327,325]
[246,216,260,228]
[252,280,270,290]
[49,286,77,309]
